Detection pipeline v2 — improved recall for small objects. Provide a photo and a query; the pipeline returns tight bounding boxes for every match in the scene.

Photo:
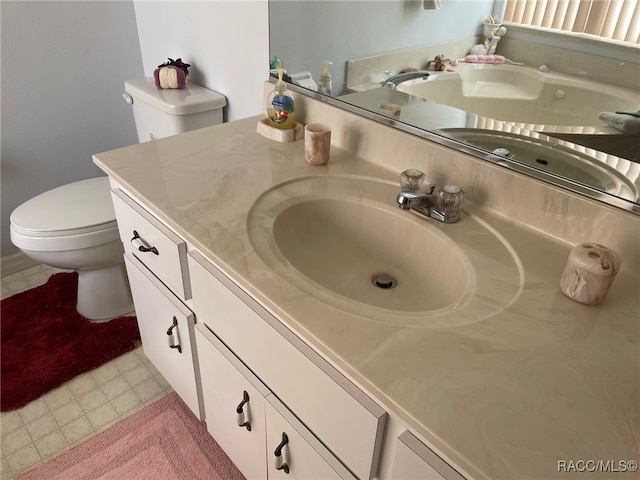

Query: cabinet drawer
[195,323,269,480]
[391,431,466,480]
[112,188,190,300]
[124,253,201,418]
[266,395,356,480]
[188,251,386,480]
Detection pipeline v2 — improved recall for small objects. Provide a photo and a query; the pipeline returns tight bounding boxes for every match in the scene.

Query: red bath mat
[1,272,141,412]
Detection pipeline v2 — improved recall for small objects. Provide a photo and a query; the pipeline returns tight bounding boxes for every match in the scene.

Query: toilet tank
[124,78,227,142]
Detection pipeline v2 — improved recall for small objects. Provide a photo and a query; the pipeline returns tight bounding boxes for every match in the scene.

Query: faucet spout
[382,70,430,89]
[396,185,464,223]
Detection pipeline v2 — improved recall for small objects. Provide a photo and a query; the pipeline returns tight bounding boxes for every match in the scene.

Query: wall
[269,0,494,94]
[1,1,144,257]
[133,1,269,122]
[1,0,270,259]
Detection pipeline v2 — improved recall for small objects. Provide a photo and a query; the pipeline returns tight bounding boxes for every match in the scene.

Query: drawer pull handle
[235,391,252,431]
[166,317,182,353]
[131,230,159,255]
[274,432,290,474]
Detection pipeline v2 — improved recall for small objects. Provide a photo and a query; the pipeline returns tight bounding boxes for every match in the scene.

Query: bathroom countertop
[94,116,640,480]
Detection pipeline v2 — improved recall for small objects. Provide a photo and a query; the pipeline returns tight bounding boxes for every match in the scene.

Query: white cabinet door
[188,251,386,480]
[195,323,269,480]
[390,431,466,480]
[124,253,202,418]
[265,395,357,480]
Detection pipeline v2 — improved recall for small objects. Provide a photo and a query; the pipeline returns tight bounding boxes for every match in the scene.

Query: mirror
[269,0,640,214]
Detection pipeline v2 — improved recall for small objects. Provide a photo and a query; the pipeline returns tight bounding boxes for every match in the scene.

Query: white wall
[1,1,144,256]
[133,1,269,122]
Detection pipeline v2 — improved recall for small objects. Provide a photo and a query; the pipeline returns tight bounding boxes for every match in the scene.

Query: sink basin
[441,129,638,201]
[248,175,524,327]
[272,197,470,312]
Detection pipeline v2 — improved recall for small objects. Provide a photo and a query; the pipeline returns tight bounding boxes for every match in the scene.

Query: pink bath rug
[17,392,245,480]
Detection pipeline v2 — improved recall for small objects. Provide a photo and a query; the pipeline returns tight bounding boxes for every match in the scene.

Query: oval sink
[272,197,471,312]
[441,129,638,201]
[248,175,523,327]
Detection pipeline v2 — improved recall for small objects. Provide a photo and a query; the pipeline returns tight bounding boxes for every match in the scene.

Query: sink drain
[372,274,397,289]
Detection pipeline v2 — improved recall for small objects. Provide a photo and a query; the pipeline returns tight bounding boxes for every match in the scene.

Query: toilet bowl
[10,177,134,321]
[9,78,226,321]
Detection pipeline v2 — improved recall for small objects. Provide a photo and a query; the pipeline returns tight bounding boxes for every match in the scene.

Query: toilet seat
[10,177,119,251]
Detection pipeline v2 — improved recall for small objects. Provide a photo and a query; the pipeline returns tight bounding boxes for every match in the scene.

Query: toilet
[10,78,226,321]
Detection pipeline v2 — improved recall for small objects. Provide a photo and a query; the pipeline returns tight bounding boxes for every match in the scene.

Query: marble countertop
[94,116,639,479]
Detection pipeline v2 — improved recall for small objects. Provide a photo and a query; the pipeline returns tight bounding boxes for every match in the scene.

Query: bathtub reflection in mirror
[269,0,640,212]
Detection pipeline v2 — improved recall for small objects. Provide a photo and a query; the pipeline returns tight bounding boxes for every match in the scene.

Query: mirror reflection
[269,0,640,210]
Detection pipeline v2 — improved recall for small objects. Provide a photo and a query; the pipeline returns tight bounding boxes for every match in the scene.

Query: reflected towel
[598,112,640,134]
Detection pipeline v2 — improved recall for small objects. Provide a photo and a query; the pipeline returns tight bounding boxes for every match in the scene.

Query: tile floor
[1,264,173,480]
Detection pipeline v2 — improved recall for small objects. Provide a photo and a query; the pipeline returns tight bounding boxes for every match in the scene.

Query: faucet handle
[437,185,465,216]
[400,169,426,192]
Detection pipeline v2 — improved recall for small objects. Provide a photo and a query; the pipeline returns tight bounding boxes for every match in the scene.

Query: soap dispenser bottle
[318,60,333,96]
[266,65,295,130]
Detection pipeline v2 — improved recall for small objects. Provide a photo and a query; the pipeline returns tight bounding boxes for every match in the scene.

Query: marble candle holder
[560,243,621,305]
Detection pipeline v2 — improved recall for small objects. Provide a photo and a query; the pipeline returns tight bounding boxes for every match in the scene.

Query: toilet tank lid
[124,77,227,115]
[10,177,116,236]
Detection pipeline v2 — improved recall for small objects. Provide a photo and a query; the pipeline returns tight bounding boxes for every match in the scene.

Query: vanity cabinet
[107,184,465,480]
[188,251,387,480]
[111,187,202,419]
[196,321,355,479]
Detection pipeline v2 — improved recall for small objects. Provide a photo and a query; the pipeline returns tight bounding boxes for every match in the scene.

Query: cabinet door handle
[235,391,252,431]
[131,230,159,255]
[166,317,182,353]
[274,432,290,474]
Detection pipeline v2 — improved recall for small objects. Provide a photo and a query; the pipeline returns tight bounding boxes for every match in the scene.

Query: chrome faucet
[396,182,464,223]
[381,70,430,89]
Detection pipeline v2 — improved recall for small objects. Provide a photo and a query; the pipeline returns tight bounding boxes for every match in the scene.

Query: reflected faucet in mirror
[381,70,430,89]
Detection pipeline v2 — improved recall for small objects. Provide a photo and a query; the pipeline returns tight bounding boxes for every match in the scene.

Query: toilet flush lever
[131,231,159,255]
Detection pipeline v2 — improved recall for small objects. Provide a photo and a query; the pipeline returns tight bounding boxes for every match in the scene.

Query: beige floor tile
[111,391,141,416]
[101,376,130,400]
[91,362,120,385]
[6,445,40,474]
[124,364,151,387]
[34,431,67,459]
[4,277,29,295]
[51,401,83,427]
[61,417,93,445]
[1,428,31,456]
[17,399,48,425]
[78,390,107,413]
[134,378,163,403]
[0,412,23,436]
[68,374,98,397]
[43,385,74,411]
[87,404,118,430]
[1,457,16,480]
[113,350,142,373]
[1,283,12,300]
[25,415,57,441]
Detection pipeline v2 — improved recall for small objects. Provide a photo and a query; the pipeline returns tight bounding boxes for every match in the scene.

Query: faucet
[396,183,464,223]
[381,70,430,89]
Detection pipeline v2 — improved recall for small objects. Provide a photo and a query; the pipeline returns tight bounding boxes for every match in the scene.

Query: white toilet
[10,78,226,321]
